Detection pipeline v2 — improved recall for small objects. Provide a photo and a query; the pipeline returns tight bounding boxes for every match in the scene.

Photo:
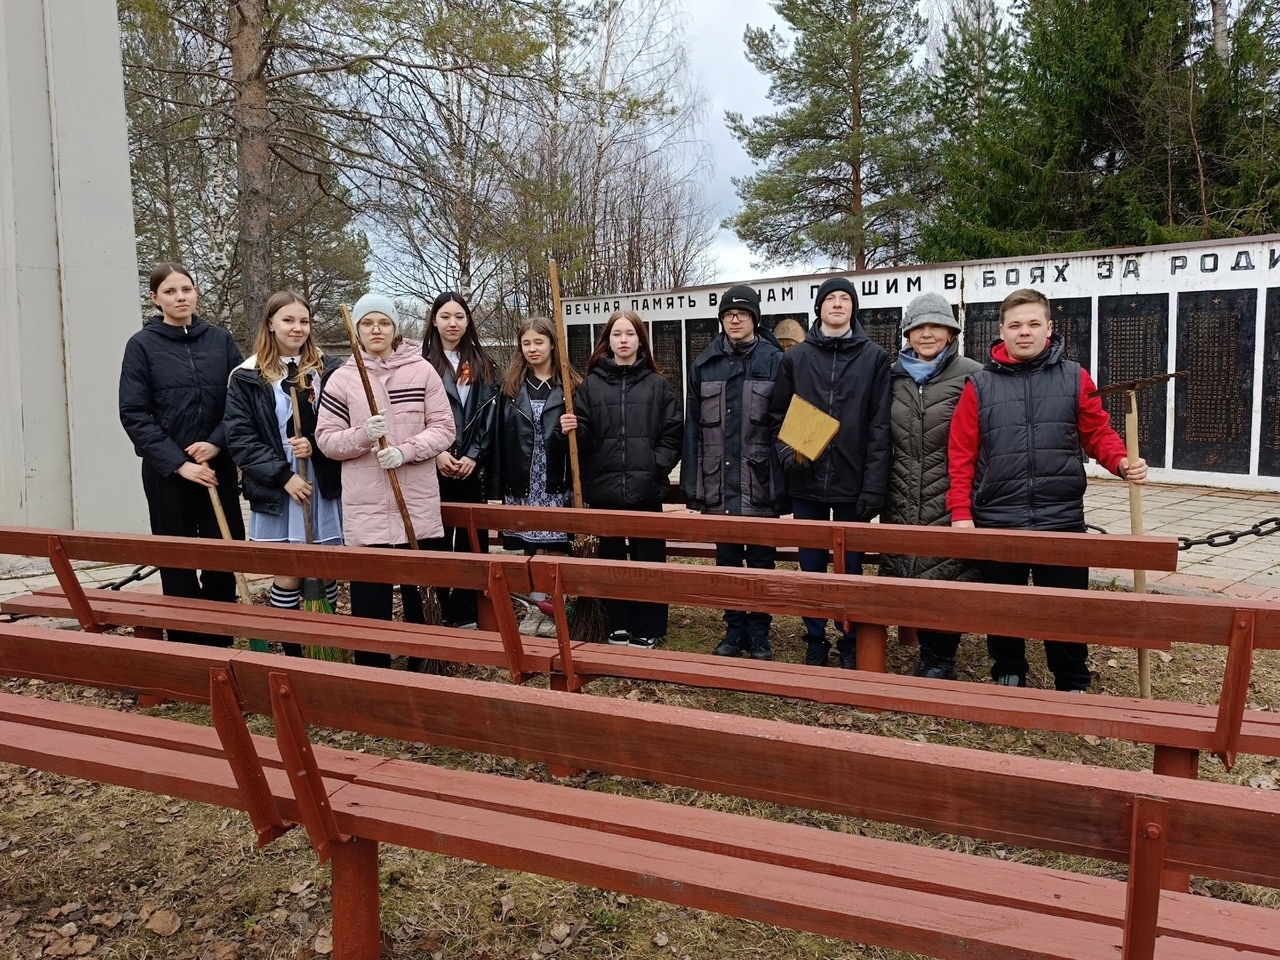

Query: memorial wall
[563,235,1280,490]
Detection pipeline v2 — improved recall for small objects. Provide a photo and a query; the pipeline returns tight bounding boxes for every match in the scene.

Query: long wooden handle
[339,304,421,550]
[1124,389,1151,698]
[548,259,584,510]
[206,485,253,604]
[290,382,316,547]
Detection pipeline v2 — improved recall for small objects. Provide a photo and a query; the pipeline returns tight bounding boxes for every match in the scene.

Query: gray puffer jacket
[879,345,982,581]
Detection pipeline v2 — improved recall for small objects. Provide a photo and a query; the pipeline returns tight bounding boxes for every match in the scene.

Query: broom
[206,485,268,651]
[549,259,607,643]
[290,377,349,662]
[339,304,451,675]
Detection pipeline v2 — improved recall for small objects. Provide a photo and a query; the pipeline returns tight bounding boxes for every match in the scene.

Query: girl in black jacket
[498,315,581,552]
[118,262,244,646]
[223,290,344,653]
[422,291,499,627]
[560,310,682,647]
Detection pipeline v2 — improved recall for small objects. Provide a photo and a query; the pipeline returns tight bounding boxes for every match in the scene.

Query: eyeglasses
[358,319,394,330]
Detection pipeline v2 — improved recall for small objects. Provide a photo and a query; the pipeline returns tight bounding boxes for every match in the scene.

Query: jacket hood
[803,319,870,352]
[595,354,653,382]
[985,334,1065,374]
[145,315,217,341]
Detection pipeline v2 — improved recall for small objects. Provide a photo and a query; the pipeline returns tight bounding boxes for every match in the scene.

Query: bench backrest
[441,504,1179,571]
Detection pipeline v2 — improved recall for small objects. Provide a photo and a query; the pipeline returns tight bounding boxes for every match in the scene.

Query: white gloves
[376,445,404,469]
[364,412,388,441]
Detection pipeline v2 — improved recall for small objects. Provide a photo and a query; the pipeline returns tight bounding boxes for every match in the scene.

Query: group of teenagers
[119,263,1147,692]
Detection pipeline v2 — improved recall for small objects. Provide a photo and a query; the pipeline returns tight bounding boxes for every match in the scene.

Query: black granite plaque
[1174,289,1256,474]
[1049,297,1092,371]
[1098,294,1168,468]
[858,307,903,362]
[684,317,721,373]
[652,319,684,413]
[962,302,1002,360]
[1261,288,1280,476]
[566,324,593,372]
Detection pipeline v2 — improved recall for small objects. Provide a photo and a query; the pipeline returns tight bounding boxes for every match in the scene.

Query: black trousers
[349,539,434,669]
[792,498,863,648]
[715,542,776,641]
[597,525,668,640]
[430,472,488,626]
[980,559,1092,690]
[141,456,242,647]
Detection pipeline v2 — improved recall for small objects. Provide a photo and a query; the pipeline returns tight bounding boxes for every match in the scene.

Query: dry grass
[1,588,1278,959]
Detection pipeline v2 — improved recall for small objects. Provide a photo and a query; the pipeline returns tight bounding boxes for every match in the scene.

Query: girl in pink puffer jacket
[316,294,455,665]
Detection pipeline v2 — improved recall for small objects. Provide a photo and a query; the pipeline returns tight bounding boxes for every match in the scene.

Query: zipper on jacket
[1024,373,1037,527]
[620,372,629,503]
[824,349,837,500]
[915,384,926,525]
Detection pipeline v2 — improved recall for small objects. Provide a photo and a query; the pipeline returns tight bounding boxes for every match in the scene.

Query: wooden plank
[440,505,1180,571]
[0,591,557,674]
[354,756,1280,957]
[528,558,1280,651]
[0,527,534,593]
[0,716,246,809]
[328,780,1269,960]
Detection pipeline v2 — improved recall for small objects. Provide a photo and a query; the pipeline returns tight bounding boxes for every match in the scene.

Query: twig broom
[290,377,349,662]
[549,259,607,643]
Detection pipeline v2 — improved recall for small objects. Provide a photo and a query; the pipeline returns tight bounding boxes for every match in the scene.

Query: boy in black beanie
[682,285,787,659]
[768,276,891,669]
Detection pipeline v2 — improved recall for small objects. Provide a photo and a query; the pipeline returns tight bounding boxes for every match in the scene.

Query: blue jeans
[792,499,863,646]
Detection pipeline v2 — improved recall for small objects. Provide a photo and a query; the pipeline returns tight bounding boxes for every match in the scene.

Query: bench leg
[331,837,380,960]
[547,675,582,779]
[855,623,888,673]
[1152,746,1197,893]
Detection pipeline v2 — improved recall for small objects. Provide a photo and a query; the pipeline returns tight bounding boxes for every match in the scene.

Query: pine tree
[724,0,929,269]
[917,0,1024,261]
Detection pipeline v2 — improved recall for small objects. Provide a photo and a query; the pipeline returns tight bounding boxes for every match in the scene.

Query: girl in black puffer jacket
[560,310,682,648]
[223,290,344,654]
[118,262,244,647]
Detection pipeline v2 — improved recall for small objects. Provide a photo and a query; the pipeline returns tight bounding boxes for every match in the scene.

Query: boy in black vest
[682,285,787,659]
[947,288,1148,691]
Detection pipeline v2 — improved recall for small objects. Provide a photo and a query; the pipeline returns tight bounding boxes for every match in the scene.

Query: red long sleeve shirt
[946,344,1128,523]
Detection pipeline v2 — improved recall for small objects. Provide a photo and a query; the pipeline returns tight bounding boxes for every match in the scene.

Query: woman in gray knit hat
[879,292,981,679]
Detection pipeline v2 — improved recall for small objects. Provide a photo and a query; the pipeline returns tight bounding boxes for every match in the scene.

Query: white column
[0,0,147,533]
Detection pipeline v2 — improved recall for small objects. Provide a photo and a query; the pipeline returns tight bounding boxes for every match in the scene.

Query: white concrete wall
[0,0,147,533]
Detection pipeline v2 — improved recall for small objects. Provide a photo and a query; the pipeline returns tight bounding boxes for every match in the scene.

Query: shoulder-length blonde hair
[253,290,326,385]
[501,316,582,398]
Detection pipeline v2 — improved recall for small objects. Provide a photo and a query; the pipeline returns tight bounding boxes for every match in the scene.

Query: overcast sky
[681,0,816,284]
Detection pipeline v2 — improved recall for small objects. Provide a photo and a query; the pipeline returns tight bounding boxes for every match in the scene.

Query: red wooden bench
[0,526,1273,793]
[0,622,1277,960]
